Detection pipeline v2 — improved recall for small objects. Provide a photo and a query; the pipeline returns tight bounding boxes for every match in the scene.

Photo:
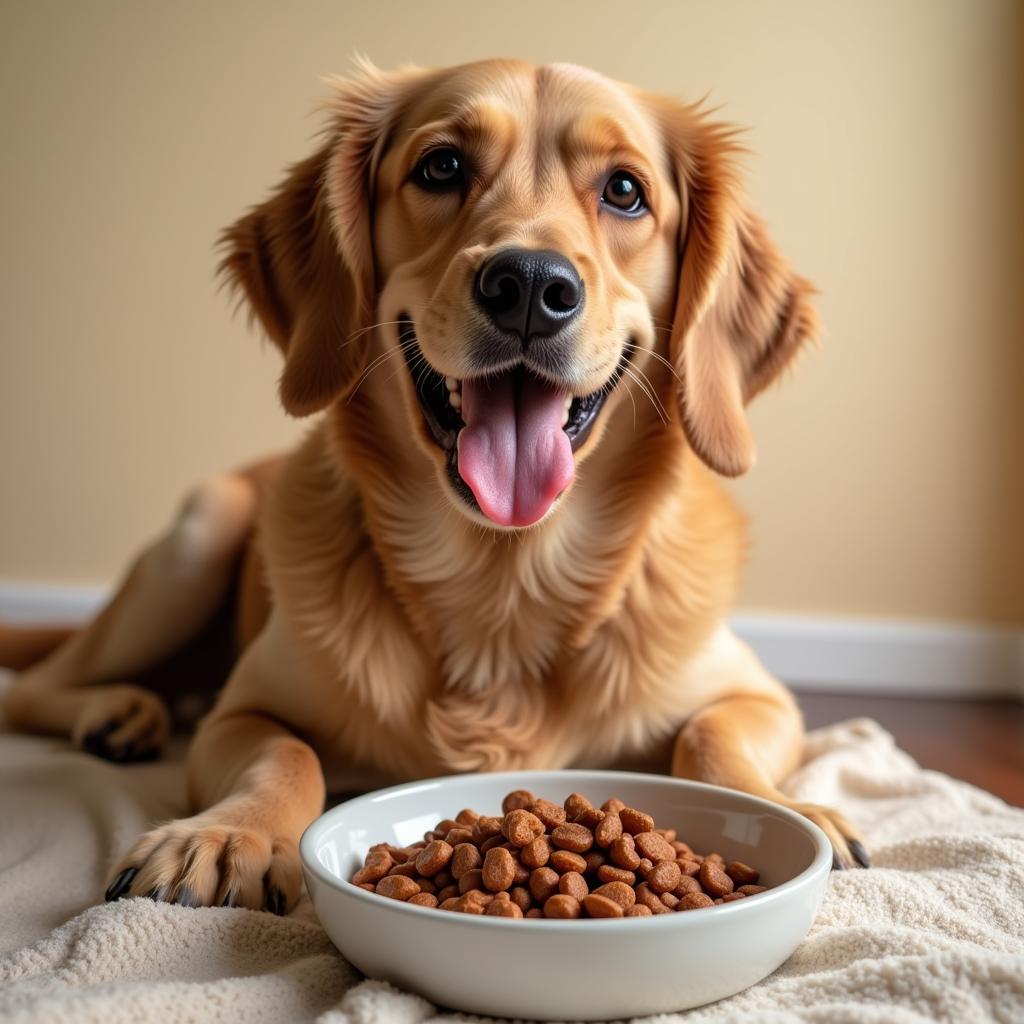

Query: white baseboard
[1,582,1021,699]
[731,613,1023,699]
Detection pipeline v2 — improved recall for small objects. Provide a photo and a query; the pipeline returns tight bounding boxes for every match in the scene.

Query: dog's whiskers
[346,338,418,403]
[624,340,684,389]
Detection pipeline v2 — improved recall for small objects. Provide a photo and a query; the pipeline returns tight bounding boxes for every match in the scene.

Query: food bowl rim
[300,769,833,933]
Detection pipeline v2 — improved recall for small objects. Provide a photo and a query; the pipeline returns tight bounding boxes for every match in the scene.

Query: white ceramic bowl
[301,770,831,1020]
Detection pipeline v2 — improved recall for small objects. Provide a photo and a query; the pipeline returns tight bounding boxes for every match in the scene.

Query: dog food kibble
[351,790,772,918]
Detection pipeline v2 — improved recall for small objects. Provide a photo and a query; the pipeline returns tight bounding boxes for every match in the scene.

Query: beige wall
[1,0,1021,624]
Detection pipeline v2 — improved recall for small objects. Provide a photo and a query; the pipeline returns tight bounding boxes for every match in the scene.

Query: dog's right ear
[218,64,423,416]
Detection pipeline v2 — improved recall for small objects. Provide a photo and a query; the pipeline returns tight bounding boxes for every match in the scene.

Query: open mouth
[399,315,626,528]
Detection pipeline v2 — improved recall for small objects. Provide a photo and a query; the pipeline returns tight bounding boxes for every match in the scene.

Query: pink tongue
[457,370,574,527]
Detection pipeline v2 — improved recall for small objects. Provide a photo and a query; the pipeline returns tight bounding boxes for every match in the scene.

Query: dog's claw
[849,839,871,868]
[171,886,201,907]
[83,722,117,757]
[265,885,286,916]
[105,866,138,901]
[221,888,239,908]
[831,851,846,871]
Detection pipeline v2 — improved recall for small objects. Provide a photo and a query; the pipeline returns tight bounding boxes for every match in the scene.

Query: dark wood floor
[797,691,1024,807]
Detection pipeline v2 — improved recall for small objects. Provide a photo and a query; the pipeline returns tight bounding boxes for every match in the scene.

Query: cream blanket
[1,717,1022,1023]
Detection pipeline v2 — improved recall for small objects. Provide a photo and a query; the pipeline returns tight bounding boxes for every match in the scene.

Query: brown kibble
[528,799,567,830]
[503,809,546,847]
[573,806,606,829]
[647,860,682,895]
[558,871,589,901]
[387,861,419,878]
[408,892,439,908]
[549,850,588,874]
[521,836,551,869]
[415,840,453,877]
[726,861,760,886]
[479,834,507,855]
[551,823,594,853]
[564,793,592,818]
[355,794,769,920]
[593,881,636,910]
[610,836,641,871]
[596,865,636,886]
[594,813,623,848]
[634,832,676,862]
[450,843,482,880]
[375,875,420,901]
[699,860,735,897]
[485,898,524,918]
[634,882,669,914]
[472,816,503,843]
[619,807,655,835]
[510,886,532,912]
[529,866,560,903]
[673,875,703,896]
[352,850,392,885]
[543,894,581,918]
[482,847,517,892]
[502,789,535,814]
[458,869,485,894]
[679,891,715,911]
[444,827,474,847]
[582,893,624,918]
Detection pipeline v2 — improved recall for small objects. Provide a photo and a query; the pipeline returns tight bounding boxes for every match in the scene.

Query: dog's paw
[104,815,302,913]
[72,684,170,762]
[789,801,870,870]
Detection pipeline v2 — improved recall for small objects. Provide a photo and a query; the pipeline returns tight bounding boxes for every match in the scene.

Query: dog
[1,58,867,913]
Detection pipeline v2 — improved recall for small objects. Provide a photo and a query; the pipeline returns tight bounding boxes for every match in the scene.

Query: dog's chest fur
[263,423,744,783]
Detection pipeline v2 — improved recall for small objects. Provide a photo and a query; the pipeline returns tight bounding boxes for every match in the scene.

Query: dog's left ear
[655,102,820,477]
[219,64,424,416]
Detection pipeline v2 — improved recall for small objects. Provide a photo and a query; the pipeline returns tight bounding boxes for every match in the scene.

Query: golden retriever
[1,58,867,913]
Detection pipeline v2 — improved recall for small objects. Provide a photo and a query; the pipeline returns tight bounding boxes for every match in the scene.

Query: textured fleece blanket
[1,715,1022,1024]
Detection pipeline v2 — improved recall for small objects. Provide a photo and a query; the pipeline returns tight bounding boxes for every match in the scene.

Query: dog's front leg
[671,689,869,869]
[104,706,325,913]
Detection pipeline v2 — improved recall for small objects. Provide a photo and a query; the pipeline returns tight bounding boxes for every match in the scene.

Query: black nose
[475,248,584,343]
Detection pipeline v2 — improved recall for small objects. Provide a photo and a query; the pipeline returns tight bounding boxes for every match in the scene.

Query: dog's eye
[602,171,646,215]
[414,147,465,190]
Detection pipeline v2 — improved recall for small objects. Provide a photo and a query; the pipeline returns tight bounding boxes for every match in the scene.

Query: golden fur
[2,60,864,913]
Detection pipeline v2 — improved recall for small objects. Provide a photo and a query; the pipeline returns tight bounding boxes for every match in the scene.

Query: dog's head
[221,60,818,529]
